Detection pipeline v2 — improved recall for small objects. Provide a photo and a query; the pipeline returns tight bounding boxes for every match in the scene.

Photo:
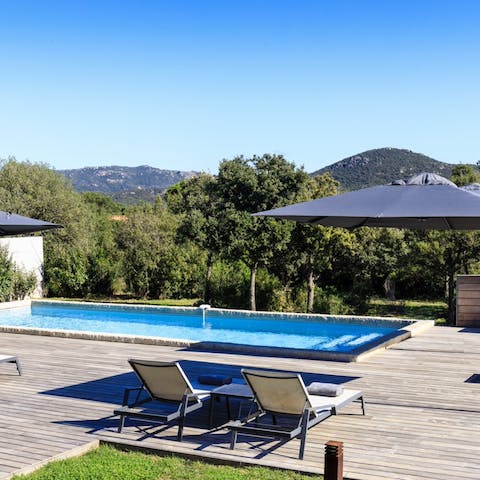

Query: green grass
[367,298,448,324]
[48,297,200,307]
[13,445,316,480]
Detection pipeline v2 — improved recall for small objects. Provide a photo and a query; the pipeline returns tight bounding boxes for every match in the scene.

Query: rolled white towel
[307,382,344,397]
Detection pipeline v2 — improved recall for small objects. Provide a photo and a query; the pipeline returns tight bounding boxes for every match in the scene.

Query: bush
[313,287,353,315]
[0,246,37,301]
[255,269,287,311]
[342,283,371,314]
[45,249,89,297]
[162,243,206,299]
[209,261,249,309]
[12,267,37,300]
[0,246,13,301]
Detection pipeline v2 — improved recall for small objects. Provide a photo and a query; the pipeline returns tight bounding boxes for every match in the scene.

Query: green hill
[312,148,455,190]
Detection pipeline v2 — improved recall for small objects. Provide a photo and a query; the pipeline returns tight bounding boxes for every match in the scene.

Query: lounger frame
[114,360,208,441]
[228,369,365,459]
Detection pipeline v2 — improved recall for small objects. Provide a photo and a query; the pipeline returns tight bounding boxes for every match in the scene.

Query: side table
[208,383,254,427]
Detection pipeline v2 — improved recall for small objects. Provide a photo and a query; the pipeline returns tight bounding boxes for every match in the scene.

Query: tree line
[1,156,479,324]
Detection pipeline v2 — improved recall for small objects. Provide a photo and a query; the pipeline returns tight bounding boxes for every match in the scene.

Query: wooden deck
[0,326,479,480]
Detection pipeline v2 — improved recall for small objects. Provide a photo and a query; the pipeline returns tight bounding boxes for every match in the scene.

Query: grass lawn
[12,445,316,480]
[367,298,448,323]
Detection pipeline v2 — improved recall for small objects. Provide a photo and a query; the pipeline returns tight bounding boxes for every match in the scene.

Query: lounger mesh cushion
[131,361,192,402]
[243,370,311,415]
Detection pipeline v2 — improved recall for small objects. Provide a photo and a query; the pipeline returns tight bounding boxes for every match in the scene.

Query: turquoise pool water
[0,302,411,353]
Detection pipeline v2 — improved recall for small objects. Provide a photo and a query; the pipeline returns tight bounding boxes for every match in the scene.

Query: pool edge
[0,322,433,363]
[0,300,435,362]
[32,299,416,326]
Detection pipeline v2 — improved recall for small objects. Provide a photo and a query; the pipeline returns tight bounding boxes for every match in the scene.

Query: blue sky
[1,1,479,172]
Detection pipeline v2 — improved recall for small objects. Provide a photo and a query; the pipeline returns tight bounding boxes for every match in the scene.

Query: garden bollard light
[324,440,343,480]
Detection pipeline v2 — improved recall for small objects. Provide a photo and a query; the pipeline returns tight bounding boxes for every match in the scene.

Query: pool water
[0,302,411,353]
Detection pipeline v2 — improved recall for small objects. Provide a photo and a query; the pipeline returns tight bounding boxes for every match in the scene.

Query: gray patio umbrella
[0,211,62,236]
[254,173,480,230]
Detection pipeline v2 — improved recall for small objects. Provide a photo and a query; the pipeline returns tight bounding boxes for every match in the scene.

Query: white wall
[0,236,44,298]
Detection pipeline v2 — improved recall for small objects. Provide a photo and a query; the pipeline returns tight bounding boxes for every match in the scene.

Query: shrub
[12,267,37,300]
[313,287,353,315]
[0,246,13,301]
[209,261,249,309]
[0,246,37,301]
[255,269,292,312]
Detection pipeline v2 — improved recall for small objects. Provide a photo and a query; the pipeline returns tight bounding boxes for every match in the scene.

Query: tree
[117,200,182,298]
[407,229,480,324]
[0,159,94,296]
[353,228,410,300]
[165,174,221,303]
[82,193,123,296]
[450,164,480,186]
[81,192,123,215]
[214,155,312,310]
[288,174,356,311]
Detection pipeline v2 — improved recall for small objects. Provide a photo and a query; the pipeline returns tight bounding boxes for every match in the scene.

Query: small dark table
[208,383,254,427]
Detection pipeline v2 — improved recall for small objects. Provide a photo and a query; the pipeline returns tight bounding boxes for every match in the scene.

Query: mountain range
[59,148,465,204]
[60,165,197,204]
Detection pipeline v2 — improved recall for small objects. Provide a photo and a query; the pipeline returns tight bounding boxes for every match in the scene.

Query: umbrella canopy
[254,173,480,230]
[0,211,62,236]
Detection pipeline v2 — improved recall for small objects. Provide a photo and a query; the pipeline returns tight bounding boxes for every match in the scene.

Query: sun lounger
[0,355,22,375]
[114,359,210,441]
[228,369,365,459]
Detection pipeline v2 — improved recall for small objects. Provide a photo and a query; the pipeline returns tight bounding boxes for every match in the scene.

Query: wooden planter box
[456,275,480,327]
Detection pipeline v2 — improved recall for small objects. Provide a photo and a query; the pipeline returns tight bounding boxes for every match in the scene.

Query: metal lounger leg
[177,394,190,442]
[177,418,185,441]
[226,397,232,420]
[360,396,366,415]
[208,394,216,428]
[118,414,126,433]
[298,410,310,460]
[14,359,22,376]
[230,430,238,450]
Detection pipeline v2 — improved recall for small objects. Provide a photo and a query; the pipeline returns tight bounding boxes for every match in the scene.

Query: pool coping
[0,299,434,362]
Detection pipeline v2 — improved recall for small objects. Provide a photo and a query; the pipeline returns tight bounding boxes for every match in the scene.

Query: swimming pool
[0,301,432,361]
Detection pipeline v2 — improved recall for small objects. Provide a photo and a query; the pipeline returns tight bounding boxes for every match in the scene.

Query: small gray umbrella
[254,173,480,230]
[0,211,62,236]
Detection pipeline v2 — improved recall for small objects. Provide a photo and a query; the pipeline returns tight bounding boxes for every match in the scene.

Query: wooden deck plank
[0,326,479,479]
